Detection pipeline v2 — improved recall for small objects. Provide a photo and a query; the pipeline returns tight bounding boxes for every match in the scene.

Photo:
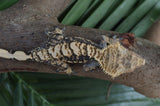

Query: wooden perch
[0,0,160,98]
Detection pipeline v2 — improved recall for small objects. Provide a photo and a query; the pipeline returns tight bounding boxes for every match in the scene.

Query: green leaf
[16,72,160,106]
[81,0,117,28]
[61,0,93,25]
[76,0,103,25]
[99,0,138,30]
[0,73,8,84]
[28,91,34,106]
[0,82,13,106]
[131,1,160,37]
[58,0,77,22]
[115,0,159,32]
[10,72,52,106]
[13,81,24,106]
[0,0,19,11]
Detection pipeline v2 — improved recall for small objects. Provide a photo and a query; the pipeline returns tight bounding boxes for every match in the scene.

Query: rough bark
[0,0,160,98]
[144,18,160,46]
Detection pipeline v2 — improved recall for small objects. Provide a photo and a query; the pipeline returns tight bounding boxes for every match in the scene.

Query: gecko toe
[83,61,99,71]
[65,67,73,74]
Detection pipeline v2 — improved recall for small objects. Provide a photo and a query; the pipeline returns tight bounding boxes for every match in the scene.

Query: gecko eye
[107,43,110,45]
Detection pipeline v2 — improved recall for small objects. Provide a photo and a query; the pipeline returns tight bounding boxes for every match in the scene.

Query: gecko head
[98,42,145,78]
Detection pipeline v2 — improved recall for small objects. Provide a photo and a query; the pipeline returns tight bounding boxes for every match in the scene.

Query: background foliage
[0,0,18,11]
[1,0,160,106]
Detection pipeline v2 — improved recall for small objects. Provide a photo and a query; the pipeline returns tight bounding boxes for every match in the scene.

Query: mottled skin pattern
[30,27,102,74]
[30,27,145,77]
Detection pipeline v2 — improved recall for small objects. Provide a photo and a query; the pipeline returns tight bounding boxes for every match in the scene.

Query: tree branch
[0,0,160,98]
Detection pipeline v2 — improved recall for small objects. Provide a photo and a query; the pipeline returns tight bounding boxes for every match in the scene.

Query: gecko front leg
[83,60,99,72]
[50,60,72,74]
[83,35,109,72]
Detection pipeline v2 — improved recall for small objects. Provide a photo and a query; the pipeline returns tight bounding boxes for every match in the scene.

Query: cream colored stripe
[0,49,32,61]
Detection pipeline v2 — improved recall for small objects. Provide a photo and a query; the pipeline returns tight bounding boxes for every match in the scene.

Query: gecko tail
[0,49,32,61]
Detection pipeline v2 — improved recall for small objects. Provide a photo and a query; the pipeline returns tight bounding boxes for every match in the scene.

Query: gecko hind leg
[50,60,72,74]
[45,26,65,36]
[83,60,99,72]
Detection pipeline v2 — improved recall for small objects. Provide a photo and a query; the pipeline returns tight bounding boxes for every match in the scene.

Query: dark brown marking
[40,50,45,59]
[83,44,87,55]
[46,49,52,60]
[65,44,67,49]
[90,46,93,56]
[92,47,96,57]
[59,44,63,57]
[120,33,135,48]
[35,52,41,61]
[56,53,58,57]
[52,47,55,53]
[100,55,103,61]
[75,43,78,46]
[78,43,82,55]
[96,50,100,59]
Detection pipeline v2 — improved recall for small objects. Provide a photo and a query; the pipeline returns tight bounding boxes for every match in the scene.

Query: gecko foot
[64,66,72,74]
[50,60,73,74]
[56,66,73,75]
[83,61,99,72]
